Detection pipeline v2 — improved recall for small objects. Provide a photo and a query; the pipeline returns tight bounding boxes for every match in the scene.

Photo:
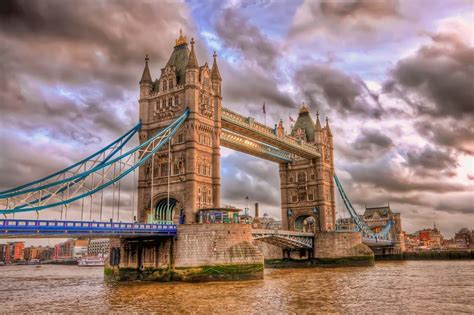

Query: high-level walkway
[221,107,321,160]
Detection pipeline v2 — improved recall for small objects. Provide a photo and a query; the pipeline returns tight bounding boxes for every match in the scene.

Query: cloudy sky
[0,0,473,243]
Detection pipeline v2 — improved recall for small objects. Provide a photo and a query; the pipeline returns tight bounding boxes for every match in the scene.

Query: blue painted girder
[0,219,177,238]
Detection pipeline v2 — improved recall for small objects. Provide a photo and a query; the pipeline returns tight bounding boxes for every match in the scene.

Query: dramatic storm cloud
[0,0,472,243]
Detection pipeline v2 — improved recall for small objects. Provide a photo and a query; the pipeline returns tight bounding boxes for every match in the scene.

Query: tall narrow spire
[187,38,199,69]
[325,116,332,136]
[315,111,322,130]
[211,51,222,81]
[140,54,152,84]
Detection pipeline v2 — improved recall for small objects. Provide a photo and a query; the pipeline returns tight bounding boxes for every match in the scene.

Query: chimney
[254,203,260,226]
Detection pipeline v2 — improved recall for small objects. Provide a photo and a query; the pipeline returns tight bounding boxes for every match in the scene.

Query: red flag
[262,101,266,114]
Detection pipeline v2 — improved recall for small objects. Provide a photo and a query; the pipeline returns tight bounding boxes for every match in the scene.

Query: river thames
[1,260,473,314]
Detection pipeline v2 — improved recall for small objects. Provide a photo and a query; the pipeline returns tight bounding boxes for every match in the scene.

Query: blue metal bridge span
[0,219,176,238]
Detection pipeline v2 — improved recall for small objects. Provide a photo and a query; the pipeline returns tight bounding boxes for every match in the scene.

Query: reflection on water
[1,261,473,313]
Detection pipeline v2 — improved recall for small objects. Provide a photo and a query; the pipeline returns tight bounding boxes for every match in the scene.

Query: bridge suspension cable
[334,174,393,240]
[0,123,141,197]
[0,109,190,215]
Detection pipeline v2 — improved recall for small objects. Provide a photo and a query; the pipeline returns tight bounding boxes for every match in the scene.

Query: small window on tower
[169,79,173,89]
[175,95,179,106]
[163,80,167,91]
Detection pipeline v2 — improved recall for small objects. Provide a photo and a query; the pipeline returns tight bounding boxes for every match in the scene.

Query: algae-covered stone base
[315,255,375,267]
[104,266,173,281]
[104,263,264,282]
[265,255,374,268]
[172,263,264,282]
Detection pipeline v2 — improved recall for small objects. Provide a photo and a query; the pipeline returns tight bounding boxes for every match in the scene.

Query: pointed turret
[140,54,152,84]
[315,111,322,131]
[187,38,199,69]
[211,51,222,81]
[139,54,152,99]
[325,116,332,137]
[314,111,322,144]
[291,101,315,142]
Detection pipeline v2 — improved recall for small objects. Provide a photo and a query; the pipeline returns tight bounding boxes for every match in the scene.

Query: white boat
[77,256,105,267]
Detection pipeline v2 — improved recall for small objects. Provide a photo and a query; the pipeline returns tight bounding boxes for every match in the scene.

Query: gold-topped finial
[175,29,187,46]
[213,51,217,59]
[145,54,149,62]
[299,101,309,114]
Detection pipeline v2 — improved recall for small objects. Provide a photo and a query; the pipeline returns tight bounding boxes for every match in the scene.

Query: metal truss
[252,229,314,249]
[0,109,189,214]
[222,107,321,160]
[0,123,141,199]
[334,174,393,240]
[221,130,293,163]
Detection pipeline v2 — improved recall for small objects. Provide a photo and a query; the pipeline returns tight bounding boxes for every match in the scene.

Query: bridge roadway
[0,219,394,249]
[0,219,176,238]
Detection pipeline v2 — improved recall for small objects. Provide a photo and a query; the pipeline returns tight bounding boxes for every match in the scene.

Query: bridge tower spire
[139,54,152,99]
[136,33,222,224]
[280,104,336,233]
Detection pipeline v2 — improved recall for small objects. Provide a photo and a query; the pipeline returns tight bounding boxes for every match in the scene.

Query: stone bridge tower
[280,105,336,233]
[137,31,222,224]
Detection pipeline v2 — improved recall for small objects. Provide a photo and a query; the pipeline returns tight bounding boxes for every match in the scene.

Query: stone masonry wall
[174,224,263,267]
[314,231,373,259]
[253,240,283,260]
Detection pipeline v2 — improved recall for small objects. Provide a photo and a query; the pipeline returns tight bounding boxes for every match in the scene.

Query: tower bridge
[0,31,401,281]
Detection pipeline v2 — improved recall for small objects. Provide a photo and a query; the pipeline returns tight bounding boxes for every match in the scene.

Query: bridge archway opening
[294,215,317,233]
[154,198,178,223]
[220,149,281,221]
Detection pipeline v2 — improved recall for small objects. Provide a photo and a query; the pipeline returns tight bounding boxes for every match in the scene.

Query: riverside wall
[105,224,264,282]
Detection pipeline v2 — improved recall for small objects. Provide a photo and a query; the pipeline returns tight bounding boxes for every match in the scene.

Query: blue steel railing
[0,219,177,237]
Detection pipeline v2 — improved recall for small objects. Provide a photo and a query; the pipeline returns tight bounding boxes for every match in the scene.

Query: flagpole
[263,101,267,126]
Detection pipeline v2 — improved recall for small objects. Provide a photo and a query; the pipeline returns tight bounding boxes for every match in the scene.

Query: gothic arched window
[297,171,306,183]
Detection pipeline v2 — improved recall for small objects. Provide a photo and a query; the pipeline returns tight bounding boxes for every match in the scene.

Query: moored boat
[77,256,105,267]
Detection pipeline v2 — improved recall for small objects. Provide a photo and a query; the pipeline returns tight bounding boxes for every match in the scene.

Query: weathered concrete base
[104,263,263,282]
[264,255,374,268]
[255,231,374,268]
[105,224,264,282]
[314,231,374,266]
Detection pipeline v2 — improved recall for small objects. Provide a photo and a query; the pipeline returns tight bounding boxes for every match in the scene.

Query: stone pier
[105,224,264,282]
[257,231,374,268]
[314,231,374,266]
